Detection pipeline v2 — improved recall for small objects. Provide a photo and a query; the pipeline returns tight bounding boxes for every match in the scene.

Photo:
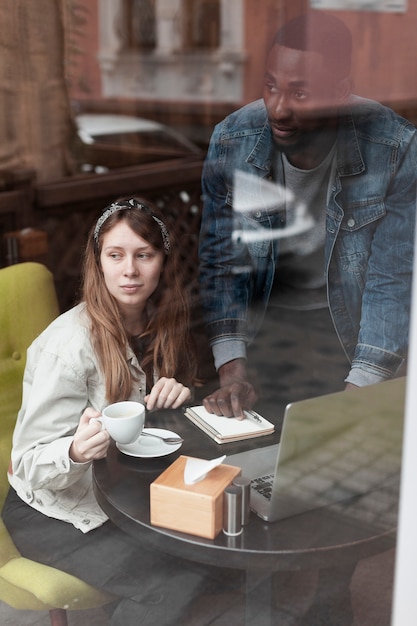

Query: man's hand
[345,382,359,391]
[203,359,258,419]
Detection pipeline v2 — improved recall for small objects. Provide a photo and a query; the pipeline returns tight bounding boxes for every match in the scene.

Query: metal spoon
[141,431,184,445]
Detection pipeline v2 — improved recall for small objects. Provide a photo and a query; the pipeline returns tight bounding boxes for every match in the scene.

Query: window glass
[121,0,156,49]
[183,0,220,50]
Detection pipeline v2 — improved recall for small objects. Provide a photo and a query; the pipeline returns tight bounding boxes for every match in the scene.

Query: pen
[245,410,262,423]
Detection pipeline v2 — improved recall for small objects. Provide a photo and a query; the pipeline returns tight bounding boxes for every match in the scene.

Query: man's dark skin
[203,43,357,419]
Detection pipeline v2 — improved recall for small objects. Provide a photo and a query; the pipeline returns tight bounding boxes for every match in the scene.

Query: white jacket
[8,303,147,532]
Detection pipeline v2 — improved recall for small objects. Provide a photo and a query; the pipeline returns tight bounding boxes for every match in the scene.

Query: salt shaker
[223,485,243,536]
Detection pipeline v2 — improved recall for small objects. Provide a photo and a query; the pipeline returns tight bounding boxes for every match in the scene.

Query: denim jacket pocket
[338,200,386,291]
[339,198,386,232]
[228,189,272,257]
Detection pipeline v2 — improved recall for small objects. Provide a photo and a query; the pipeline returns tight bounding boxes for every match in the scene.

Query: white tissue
[184,455,226,485]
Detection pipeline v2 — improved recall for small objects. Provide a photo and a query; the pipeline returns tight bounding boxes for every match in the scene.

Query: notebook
[226,378,405,523]
[184,406,275,443]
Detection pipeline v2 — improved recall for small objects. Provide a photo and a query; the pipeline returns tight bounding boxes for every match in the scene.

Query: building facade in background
[68,0,417,139]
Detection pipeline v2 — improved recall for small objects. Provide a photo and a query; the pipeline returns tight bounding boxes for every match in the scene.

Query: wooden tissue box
[150,455,241,539]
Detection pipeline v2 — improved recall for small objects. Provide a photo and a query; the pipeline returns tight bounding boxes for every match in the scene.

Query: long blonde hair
[81,198,196,403]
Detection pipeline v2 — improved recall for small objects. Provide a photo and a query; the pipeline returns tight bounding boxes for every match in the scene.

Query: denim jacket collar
[246,120,274,173]
[336,105,365,177]
[245,102,366,179]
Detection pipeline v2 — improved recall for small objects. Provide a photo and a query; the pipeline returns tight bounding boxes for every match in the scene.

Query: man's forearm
[218,358,249,386]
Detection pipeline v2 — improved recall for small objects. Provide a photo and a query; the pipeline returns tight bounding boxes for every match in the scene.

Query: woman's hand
[144,377,191,410]
[69,407,111,463]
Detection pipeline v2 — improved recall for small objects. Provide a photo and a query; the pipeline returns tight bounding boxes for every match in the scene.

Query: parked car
[75,113,202,172]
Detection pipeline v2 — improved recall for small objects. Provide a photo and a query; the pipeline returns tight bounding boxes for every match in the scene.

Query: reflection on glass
[227,378,403,530]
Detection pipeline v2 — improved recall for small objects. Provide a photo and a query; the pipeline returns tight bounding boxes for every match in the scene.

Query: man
[199,11,417,417]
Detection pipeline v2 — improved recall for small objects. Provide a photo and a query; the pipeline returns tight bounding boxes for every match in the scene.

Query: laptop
[226,377,405,523]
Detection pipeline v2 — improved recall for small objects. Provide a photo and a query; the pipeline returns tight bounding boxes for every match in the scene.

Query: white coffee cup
[94,401,145,444]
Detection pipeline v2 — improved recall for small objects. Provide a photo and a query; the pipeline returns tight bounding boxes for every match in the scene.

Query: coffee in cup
[94,401,145,444]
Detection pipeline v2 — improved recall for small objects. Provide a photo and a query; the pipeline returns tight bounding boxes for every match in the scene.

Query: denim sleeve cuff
[212,340,247,371]
[344,367,387,387]
[351,343,404,379]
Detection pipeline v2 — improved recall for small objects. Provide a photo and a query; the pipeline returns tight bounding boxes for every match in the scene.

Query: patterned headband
[93,198,171,254]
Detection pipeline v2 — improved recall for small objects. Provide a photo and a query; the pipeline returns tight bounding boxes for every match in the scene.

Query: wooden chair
[0,262,116,626]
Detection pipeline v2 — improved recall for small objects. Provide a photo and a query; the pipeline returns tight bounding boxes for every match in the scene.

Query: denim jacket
[199,96,417,385]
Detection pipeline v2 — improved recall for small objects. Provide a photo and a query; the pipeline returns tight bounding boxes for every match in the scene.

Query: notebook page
[186,406,274,437]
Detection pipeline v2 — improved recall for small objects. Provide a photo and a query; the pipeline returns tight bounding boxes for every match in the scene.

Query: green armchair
[0,262,115,626]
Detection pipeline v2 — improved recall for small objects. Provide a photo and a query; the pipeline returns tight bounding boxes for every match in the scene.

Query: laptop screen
[227,377,405,523]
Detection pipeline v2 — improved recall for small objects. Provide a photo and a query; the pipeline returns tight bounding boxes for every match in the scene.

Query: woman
[2,198,209,625]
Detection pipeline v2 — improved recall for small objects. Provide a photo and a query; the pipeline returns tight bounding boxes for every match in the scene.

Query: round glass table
[93,408,397,626]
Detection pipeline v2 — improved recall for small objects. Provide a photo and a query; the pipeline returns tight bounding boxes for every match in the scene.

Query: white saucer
[116,427,183,458]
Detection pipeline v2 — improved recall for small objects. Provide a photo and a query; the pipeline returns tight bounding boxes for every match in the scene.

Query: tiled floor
[0,548,396,625]
[1,260,399,625]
